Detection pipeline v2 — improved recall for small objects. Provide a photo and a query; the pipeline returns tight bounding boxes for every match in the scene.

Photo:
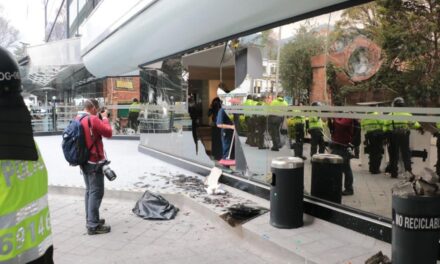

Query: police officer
[255,96,268,149]
[243,95,256,146]
[128,98,140,132]
[384,97,421,178]
[0,47,54,263]
[268,96,288,151]
[288,108,306,159]
[308,101,326,157]
[361,109,384,174]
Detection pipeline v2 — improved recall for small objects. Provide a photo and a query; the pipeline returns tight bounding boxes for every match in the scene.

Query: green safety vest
[308,112,323,130]
[270,98,288,107]
[0,147,52,263]
[269,98,288,115]
[129,102,140,113]
[361,112,383,133]
[383,112,420,132]
[289,109,305,124]
[243,99,255,117]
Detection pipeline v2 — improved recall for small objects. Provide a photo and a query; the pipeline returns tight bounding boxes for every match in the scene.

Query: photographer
[79,99,113,235]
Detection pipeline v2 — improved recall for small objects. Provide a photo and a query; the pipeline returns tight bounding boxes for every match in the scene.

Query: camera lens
[102,165,117,181]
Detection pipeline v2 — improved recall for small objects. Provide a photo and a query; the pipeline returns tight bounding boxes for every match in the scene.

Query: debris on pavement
[220,204,268,227]
[392,168,440,197]
[204,167,226,195]
[365,251,391,264]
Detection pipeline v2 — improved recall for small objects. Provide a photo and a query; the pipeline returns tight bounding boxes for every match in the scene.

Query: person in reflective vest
[383,97,421,178]
[254,96,268,149]
[288,107,306,159]
[128,98,140,132]
[268,96,288,151]
[361,111,384,174]
[243,95,256,147]
[308,101,325,157]
[0,46,53,263]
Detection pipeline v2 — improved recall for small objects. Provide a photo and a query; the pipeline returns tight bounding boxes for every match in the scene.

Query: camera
[99,107,110,120]
[102,160,117,181]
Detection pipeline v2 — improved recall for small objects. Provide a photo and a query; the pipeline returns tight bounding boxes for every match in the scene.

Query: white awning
[81,0,362,77]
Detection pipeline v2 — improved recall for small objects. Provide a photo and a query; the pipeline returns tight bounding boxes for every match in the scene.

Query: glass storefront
[137,1,440,221]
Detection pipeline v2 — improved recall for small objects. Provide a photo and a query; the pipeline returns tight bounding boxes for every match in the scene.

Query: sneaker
[341,189,354,196]
[270,147,279,151]
[87,225,111,235]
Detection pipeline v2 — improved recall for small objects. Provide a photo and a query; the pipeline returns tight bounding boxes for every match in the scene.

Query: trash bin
[311,154,343,204]
[392,194,440,264]
[270,156,304,228]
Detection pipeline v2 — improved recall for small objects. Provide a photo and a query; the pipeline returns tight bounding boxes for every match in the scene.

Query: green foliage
[279,25,325,102]
[332,0,440,106]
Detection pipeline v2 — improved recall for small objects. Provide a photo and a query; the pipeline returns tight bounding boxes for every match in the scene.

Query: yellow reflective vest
[129,102,140,113]
[0,147,52,263]
[383,112,420,132]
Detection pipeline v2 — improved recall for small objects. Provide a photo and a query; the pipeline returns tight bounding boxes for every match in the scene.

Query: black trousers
[309,128,325,157]
[128,111,140,131]
[388,129,411,177]
[293,123,304,157]
[255,116,267,148]
[331,144,354,192]
[268,115,283,149]
[365,130,384,173]
[245,116,256,146]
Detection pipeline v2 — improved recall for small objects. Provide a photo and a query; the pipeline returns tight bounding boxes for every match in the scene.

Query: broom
[219,130,236,166]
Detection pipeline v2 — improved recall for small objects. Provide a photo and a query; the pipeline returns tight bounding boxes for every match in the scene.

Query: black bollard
[392,193,440,264]
[270,156,304,228]
[311,154,343,204]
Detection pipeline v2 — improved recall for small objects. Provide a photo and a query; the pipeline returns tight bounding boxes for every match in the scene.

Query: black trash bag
[132,191,179,220]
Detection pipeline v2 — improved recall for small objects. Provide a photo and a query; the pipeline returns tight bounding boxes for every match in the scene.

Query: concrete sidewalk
[49,192,283,264]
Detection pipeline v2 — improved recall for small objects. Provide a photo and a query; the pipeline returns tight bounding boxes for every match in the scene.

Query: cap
[0,46,21,95]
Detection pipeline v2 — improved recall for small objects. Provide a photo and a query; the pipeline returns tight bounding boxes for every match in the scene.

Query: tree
[279,25,325,101]
[0,6,19,49]
[332,2,380,41]
[330,0,440,106]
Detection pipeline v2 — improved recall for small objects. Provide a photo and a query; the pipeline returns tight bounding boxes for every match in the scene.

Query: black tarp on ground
[132,191,179,220]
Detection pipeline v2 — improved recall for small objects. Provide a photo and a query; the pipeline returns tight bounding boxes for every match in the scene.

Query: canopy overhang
[81,0,371,78]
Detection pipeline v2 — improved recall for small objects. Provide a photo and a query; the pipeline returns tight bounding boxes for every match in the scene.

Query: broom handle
[227,130,235,160]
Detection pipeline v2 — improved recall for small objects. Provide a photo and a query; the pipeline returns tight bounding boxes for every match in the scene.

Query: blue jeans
[81,163,105,229]
[221,129,233,159]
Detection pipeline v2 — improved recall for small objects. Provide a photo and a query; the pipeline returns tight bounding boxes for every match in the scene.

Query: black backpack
[62,115,92,166]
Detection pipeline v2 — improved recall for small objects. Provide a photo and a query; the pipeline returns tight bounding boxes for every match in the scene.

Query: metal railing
[31,104,191,136]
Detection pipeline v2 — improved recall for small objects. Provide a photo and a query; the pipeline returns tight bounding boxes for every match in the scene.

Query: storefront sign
[116,80,134,89]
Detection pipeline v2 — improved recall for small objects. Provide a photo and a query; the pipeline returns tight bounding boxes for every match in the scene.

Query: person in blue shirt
[216,104,235,160]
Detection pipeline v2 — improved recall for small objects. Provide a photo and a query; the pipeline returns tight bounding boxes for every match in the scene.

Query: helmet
[311,101,322,106]
[392,97,405,107]
[0,46,38,161]
[0,46,21,95]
